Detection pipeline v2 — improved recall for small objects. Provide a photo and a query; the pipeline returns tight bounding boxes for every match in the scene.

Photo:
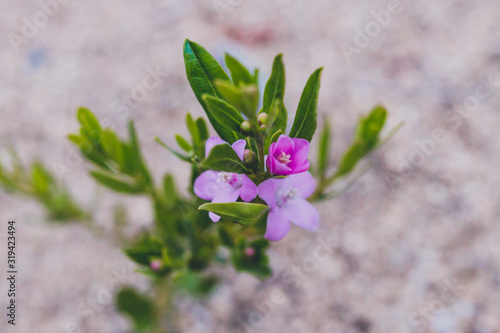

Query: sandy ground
[1,0,500,332]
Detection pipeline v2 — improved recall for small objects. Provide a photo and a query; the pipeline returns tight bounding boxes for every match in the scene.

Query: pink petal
[209,212,222,222]
[231,139,247,161]
[257,178,277,208]
[240,174,258,202]
[285,172,316,198]
[265,208,291,241]
[276,135,295,154]
[205,137,226,157]
[283,198,319,231]
[289,138,310,169]
[291,159,310,174]
[193,171,219,200]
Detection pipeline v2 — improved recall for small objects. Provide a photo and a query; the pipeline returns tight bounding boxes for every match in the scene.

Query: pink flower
[258,172,319,241]
[194,137,257,222]
[266,135,310,175]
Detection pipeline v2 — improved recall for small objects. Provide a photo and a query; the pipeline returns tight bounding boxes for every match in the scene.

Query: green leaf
[101,129,123,166]
[202,95,245,132]
[289,67,323,141]
[334,141,367,178]
[263,54,285,115]
[90,171,142,194]
[196,117,209,142]
[356,105,387,149]
[225,53,254,86]
[116,287,157,332]
[128,121,152,184]
[155,137,193,162]
[334,106,388,178]
[201,143,248,173]
[213,80,246,114]
[199,202,269,225]
[317,117,331,179]
[175,134,193,152]
[31,163,52,194]
[186,113,200,145]
[183,39,240,143]
[77,107,101,133]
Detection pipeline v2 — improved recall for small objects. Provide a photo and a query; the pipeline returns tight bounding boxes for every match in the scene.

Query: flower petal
[283,198,319,231]
[285,172,316,198]
[193,171,219,200]
[231,139,247,161]
[276,135,295,154]
[289,138,310,169]
[205,137,226,157]
[240,174,258,202]
[265,208,291,241]
[257,178,277,208]
[291,159,310,174]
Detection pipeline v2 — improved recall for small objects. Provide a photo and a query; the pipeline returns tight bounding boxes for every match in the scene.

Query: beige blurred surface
[1,0,500,332]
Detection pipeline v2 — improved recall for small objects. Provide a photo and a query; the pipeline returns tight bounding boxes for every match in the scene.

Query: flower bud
[257,112,269,125]
[243,149,255,164]
[245,247,256,257]
[150,259,162,271]
[259,124,267,132]
[240,121,251,133]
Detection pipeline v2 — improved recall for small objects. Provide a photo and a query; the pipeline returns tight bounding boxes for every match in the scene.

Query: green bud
[259,124,267,132]
[243,149,255,164]
[257,112,269,125]
[240,121,252,133]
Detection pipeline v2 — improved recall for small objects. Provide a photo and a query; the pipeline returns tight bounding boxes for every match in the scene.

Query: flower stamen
[277,151,292,165]
[277,187,299,207]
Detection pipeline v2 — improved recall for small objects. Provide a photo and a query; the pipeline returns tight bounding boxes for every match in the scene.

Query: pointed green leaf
[154,137,193,162]
[289,67,323,141]
[317,118,331,179]
[199,202,269,225]
[101,129,124,166]
[225,53,254,86]
[128,121,152,184]
[201,143,248,173]
[90,171,143,194]
[196,117,209,142]
[183,39,240,143]
[77,107,101,133]
[175,134,193,152]
[263,54,285,115]
[202,95,245,132]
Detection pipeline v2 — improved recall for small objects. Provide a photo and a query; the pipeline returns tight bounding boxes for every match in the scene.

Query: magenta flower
[258,172,319,241]
[194,137,257,222]
[266,135,310,175]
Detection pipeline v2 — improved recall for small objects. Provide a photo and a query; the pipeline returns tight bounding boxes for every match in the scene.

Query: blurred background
[1,0,500,332]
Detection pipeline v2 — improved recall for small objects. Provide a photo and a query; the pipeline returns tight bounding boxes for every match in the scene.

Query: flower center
[217,172,240,187]
[277,151,292,165]
[276,187,299,207]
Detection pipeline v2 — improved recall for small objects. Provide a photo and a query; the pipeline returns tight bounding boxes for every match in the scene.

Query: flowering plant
[0,40,398,332]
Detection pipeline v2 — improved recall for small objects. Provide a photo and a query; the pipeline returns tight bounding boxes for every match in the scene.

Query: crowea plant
[0,40,400,332]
